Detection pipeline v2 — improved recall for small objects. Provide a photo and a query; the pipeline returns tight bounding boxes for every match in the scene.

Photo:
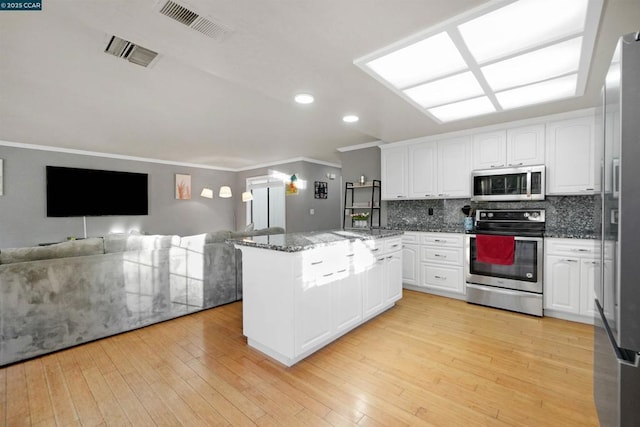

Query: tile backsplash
[386,195,598,238]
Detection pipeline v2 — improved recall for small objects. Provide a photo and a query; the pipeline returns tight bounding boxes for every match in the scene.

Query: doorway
[245,176,285,230]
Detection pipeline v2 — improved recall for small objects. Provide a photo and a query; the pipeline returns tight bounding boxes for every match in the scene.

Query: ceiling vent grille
[158,0,233,40]
[105,36,158,67]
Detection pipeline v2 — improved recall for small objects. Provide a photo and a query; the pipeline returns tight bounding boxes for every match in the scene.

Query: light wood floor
[1,290,598,426]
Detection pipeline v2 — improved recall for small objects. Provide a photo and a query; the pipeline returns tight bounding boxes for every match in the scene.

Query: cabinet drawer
[421,233,463,247]
[402,232,420,244]
[545,239,599,257]
[384,237,403,253]
[421,246,462,265]
[421,264,463,292]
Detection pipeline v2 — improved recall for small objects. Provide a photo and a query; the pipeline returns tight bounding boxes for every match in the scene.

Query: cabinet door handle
[371,248,380,252]
[585,188,595,191]
[346,253,355,257]
[490,164,505,168]
[390,244,400,248]
[434,275,447,280]
[323,272,334,277]
[396,195,404,198]
[311,260,323,265]
[562,259,579,263]
[377,257,385,262]
[434,239,447,243]
[434,254,447,258]
[425,194,431,197]
[507,162,523,167]
[574,249,591,252]
[337,269,347,273]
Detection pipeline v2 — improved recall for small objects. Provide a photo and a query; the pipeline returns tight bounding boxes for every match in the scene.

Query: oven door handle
[526,170,532,199]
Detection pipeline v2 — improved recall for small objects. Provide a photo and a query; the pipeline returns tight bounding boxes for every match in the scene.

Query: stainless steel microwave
[471,165,545,202]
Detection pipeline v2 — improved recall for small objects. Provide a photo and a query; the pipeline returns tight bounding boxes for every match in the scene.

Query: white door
[437,137,472,198]
[408,142,437,198]
[385,252,403,303]
[402,243,419,286]
[472,131,506,170]
[507,124,545,167]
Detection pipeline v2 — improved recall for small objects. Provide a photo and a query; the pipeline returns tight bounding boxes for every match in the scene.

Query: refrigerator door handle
[597,300,640,367]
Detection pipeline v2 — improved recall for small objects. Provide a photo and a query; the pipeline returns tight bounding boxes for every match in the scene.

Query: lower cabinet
[402,232,465,299]
[241,235,402,367]
[544,238,614,324]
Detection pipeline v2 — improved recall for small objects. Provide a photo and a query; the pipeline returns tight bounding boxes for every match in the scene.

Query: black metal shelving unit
[343,179,381,229]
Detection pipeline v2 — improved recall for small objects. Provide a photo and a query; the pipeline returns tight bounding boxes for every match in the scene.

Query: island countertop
[228,229,403,252]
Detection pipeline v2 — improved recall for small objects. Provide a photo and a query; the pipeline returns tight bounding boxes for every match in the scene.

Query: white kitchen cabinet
[363,237,402,319]
[384,245,403,304]
[408,142,437,198]
[402,232,419,286]
[437,137,472,198]
[380,146,408,200]
[544,255,581,314]
[332,267,362,335]
[240,234,403,366]
[507,124,545,167]
[472,125,545,170]
[544,238,614,324]
[405,232,465,298]
[472,131,507,169]
[546,116,599,194]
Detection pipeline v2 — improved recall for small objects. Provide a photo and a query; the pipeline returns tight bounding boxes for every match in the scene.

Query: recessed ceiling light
[342,115,359,123]
[354,0,602,123]
[294,93,314,104]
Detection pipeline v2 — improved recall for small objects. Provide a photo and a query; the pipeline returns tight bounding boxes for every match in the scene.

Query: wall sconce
[242,191,253,202]
[200,188,214,199]
[219,186,232,198]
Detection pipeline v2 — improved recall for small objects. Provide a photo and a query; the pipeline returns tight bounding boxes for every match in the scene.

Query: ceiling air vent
[158,0,233,40]
[105,36,158,67]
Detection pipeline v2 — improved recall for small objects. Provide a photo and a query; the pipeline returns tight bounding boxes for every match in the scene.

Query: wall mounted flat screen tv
[46,166,148,217]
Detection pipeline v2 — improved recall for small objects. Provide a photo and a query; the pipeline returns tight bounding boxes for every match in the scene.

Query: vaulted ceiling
[0,0,638,169]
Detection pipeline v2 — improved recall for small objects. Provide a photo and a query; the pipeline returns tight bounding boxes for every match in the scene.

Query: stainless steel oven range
[465,209,545,316]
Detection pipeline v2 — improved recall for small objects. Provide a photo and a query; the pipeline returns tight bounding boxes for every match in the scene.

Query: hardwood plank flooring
[0,290,599,426]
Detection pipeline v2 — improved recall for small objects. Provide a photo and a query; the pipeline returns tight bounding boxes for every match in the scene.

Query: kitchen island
[231,229,403,367]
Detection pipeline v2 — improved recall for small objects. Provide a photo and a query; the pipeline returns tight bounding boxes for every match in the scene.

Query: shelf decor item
[351,212,370,228]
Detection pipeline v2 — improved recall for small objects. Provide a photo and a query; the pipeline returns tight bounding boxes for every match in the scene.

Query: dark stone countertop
[229,229,404,252]
[386,227,598,240]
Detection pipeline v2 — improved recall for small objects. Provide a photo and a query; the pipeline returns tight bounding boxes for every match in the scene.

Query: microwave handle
[526,170,531,198]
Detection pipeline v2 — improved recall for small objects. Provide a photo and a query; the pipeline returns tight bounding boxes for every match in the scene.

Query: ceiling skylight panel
[428,96,495,122]
[365,32,467,89]
[481,37,583,92]
[458,0,589,64]
[496,74,578,110]
[404,72,484,108]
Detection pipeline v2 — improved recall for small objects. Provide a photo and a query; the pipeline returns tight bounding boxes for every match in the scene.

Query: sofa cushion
[104,234,180,253]
[0,237,104,265]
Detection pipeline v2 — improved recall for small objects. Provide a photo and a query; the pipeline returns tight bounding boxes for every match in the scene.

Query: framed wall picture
[175,173,192,200]
[314,181,327,199]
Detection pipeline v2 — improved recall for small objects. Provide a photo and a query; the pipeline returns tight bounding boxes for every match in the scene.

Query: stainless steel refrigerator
[594,31,640,426]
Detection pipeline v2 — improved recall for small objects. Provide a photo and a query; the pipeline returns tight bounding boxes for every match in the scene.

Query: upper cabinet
[546,116,599,195]
[408,142,437,198]
[437,136,472,198]
[380,110,597,200]
[472,131,507,169]
[380,145,408,200]
[472,125,545,170]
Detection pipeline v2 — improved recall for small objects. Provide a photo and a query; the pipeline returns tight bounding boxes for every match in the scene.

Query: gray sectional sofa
[0,227,283,366]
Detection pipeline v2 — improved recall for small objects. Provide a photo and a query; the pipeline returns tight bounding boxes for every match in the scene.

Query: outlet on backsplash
[428,208,433,215]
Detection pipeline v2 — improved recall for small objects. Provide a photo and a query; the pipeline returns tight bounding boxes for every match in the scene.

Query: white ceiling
[0,0,638,170]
